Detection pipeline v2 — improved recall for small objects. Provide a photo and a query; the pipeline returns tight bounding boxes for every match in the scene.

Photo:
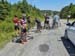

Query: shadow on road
[61,37,75,56]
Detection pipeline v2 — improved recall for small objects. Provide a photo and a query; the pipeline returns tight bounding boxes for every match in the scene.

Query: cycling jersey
[13,17,19,30]
[20,19,26,25]
[13,17,19,25]
[45,16,49,21]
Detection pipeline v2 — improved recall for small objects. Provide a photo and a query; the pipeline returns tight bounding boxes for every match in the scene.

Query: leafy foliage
[0,0,43,48]
[41,10,59,16]
[0,0,43,21]
[60,3,75,18]
[0,0,10,20]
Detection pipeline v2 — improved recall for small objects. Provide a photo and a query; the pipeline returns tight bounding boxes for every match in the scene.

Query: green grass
[0,32,15,49]
[0,20,16,49]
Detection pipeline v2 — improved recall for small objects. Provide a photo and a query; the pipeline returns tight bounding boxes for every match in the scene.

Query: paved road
[0,19,70,56]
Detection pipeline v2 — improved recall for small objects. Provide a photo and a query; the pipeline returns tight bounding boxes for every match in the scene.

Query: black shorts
[45,21,49,24]
[21,28,27,33]
[14,25,19,30]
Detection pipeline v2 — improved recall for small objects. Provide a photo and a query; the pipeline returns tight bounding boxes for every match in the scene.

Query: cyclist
[52,14,60,28]
[35,18,41,32]
[27,16,31,32]
[67,15,71,23]
[20,16,27,44]
[44,14,50,29]
[13,15,20,36]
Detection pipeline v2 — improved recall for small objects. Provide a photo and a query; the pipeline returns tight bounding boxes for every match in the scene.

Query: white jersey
[54,15,60,23]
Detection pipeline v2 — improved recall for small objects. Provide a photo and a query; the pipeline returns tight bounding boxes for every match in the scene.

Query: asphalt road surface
[0,19,71,56]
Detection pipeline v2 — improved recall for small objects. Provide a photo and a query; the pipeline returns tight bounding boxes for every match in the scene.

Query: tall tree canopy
[60,3,75,18]
[0,0,43,21]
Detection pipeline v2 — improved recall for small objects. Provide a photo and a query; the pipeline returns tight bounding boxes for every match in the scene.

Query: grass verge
[0,32,15,49]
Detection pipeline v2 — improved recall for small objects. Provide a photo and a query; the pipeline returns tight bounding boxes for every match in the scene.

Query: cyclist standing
[67,15,71,23]
[44,14,50,29]
[20,15,27,44]
[13,15,20,36]
[52,14,60,28]
[27,16,31,32]
[35,18,41,32]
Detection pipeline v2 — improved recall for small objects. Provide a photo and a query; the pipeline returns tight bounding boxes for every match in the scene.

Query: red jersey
[13,17,19,25]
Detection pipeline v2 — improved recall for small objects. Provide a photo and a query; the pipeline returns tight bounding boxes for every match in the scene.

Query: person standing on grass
[13,15,20,36]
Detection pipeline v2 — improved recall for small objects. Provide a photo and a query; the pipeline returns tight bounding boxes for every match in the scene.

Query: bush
[0,21,14,32]
[0,32,15,49]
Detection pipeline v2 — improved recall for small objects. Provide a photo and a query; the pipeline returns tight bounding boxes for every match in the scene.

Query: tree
[0,0,43,21]
[0,0,10,20]
[60,3,75,18]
